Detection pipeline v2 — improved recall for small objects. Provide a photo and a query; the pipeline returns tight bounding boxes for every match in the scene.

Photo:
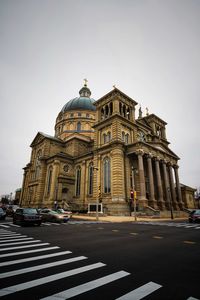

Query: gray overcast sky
[0,0,199,196]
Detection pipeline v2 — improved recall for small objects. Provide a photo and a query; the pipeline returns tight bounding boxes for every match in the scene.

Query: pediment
[30,132,63,147]
[150,142,179,159]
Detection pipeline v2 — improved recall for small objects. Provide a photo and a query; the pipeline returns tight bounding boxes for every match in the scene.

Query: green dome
[62,97,96,112]
[61,84,96,112]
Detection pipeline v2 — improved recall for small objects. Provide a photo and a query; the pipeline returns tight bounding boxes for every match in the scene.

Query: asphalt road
[0,218,200,300]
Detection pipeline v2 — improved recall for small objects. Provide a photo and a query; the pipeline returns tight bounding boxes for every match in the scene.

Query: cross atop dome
[79,79,91,97]
[84,78,88,87]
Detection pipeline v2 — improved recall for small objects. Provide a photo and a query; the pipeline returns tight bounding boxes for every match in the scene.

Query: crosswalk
[1,220,200,229]
[137,221,200,229]
[0,229,198,299]
[0,220,108,229]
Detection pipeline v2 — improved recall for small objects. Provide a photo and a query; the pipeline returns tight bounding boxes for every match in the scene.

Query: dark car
[13,208,42,226]
[0,208,6,220]
[188,209,200,223]
[40,208,70,223]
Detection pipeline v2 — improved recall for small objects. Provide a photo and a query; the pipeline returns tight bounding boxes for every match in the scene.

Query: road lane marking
[112,230,119,232]
[40,271,130,300]
[0,237,33,243]
[183,241,196,245]
[116,281,162,300]
[130,233,138,236]
[187,297,200,300]
[0,262,106,297]
[0,225,10,228]
[98,227,104,230]
[0,246,60,258]
[152,236,163,239]
[0,243,51,254]
[0,240,41,247]
[0,250,72,267]
[0,256,88,278]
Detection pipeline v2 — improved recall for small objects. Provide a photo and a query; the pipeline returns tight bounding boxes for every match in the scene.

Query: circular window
[63,164,69,173]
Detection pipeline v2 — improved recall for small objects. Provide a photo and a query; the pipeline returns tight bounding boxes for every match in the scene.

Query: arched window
[105,105,109,118]
[103,133,107,144]
[127,107,130,119]
[101,108,104,119]
[125,133,129,144]
[109,102,113,115]
[122,131,125,142]
[119,102,122,115]
[88,164,93,195]
[103,157,111,193]
[75,166,81,196]
[77,122,81,132]
[107,132,111,142]
[46,167,52,195]
[35,150,42,179]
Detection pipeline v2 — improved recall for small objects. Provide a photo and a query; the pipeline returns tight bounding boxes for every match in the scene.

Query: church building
[20,81,186,216]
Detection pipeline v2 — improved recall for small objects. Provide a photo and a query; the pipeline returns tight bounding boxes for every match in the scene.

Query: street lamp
[167,187,174,220]
[131,166,137,221]
[93,167,99,221]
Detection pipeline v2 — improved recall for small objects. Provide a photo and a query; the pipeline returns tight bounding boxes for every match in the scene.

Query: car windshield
[0,208,4,212]
[23,208,38,214]
[194,210,200,214]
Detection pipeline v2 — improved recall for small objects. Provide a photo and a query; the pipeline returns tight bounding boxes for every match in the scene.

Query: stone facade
[20,84,192,215]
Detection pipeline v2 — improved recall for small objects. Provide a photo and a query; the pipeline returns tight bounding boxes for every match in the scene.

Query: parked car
[54,208,72,218]
[188,209,200,223]
[40,208,70,223]
[13,208,42,226]
[0,208,6,220]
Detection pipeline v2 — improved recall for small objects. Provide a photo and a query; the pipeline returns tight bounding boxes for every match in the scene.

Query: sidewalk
[71,214,188,223]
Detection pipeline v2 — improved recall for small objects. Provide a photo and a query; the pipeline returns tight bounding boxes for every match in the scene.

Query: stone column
[174,165,184,209]
[137,149,148,209]
[37,159,47,208]
[50,160,60,208]
[155,157,165,210]
[147,154,157,209]
[80,160,86,208]
[168,163,179,210]
[162,160,170,210]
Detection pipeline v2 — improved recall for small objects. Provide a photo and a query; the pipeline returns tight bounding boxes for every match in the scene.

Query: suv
[13,208,42,226]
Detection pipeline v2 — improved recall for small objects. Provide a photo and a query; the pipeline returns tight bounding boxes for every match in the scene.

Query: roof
[61,97,96,112]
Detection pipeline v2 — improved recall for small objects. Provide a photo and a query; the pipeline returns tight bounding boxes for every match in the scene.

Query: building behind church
[20,82,195,216]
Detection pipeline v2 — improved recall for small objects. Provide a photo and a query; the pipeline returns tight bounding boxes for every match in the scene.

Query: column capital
[146,152,153,159]
[161,159,168,164]
[154,156,161,162]
[173,164,179,169]
[53,160,60,165]
[136,148,144,156]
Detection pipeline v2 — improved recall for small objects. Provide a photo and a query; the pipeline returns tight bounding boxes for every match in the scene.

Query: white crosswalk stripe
[0,250,72,267]
[0,256,88,279]
[41,271,130,300]
[0,242,51,254]
[0,246,59,258]
[116,281,162,300]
